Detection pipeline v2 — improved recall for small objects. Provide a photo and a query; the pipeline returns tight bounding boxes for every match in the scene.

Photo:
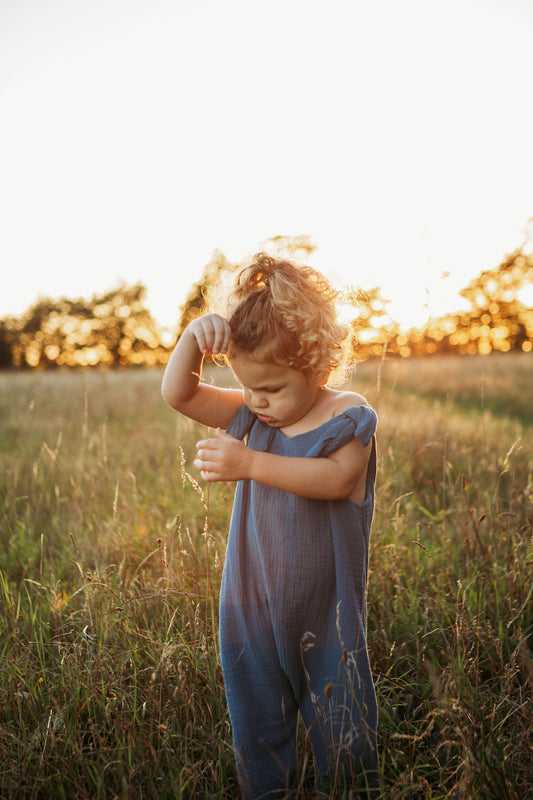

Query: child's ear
[316,372,329,386]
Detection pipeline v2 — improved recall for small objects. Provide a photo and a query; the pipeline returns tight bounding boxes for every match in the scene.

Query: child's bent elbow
[330,468,365,501]
[161,382,187,411]
[333,484,356,501]
[319,476,355,501]
[161,385,172,409]
[161,381,174,408]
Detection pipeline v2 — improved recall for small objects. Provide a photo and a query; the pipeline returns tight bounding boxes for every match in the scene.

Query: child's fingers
[196,438,217,452]
[210,317,230,354]
[195,444,219,466]
[191,322,209,353]
[194,452,213,467]
[194,457,219,481]
[201,317,221,353]
[188,315,225,354]
[194,314,230,354]
[200,470,218,482]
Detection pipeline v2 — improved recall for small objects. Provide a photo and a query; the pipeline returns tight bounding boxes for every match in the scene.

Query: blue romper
[220,403,379,798]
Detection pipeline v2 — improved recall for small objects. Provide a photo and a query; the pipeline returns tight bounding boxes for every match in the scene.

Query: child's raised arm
[161,314,244,430]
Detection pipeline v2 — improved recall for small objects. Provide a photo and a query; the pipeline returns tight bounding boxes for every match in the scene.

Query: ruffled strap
[305,405,377,458]
[226,403,256,440]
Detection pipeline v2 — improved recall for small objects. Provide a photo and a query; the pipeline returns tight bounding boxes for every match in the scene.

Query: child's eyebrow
[239,380,284,391]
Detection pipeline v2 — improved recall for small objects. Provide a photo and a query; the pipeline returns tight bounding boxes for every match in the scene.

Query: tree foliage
[177,250,233,337]
[416,248,533,357]
[2,284,170,368]
[1,232,532,368]
[348,244,533,359]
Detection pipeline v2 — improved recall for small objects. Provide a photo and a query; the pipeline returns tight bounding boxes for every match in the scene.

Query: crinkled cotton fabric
[220,404,380,799]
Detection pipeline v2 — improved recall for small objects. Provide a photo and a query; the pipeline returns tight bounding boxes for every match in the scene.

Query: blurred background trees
[0,284,169,368]
[409,246,533,358]
[1,233,531,369]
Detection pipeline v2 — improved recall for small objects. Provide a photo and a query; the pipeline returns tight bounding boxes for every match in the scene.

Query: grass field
[0,352,532,799]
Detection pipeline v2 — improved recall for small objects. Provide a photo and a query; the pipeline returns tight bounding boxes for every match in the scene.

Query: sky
[1,0,533,332]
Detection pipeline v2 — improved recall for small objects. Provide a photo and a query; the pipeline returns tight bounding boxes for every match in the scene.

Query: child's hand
[188,314,230,355]
[194,429,252,482]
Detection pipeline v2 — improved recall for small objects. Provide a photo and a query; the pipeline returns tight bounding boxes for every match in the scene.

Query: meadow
[0,352,531,799]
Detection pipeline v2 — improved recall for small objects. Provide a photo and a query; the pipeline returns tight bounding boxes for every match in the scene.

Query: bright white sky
[1,0,532,331]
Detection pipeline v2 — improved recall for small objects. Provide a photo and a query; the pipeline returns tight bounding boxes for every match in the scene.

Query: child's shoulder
[325,388,370,418]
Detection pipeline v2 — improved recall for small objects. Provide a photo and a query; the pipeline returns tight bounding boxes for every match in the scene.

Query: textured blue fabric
[220,404,380,799]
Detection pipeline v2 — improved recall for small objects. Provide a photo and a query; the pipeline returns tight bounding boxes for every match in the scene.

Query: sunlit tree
[4,228,532,368]
[336,286,401,359]
[0,320,16,368]
[176,250,233,337]
[461,248,531,306]
[410,245,533,356]
[9,284,169,368]
[454,247,532,353]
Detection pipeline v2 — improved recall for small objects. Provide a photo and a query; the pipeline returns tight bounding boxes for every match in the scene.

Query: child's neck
[279,386,339,438]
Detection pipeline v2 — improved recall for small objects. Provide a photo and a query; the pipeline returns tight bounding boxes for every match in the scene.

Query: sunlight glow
[0,0,532,344]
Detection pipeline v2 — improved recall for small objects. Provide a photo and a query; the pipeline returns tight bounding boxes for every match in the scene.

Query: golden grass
[0,354,531,798]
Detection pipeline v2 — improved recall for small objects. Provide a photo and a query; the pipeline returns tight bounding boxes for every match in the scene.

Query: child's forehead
[229,353,295,384]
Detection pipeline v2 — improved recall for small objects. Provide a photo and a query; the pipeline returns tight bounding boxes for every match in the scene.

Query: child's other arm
[161,315,243,429]
[195,429,371,502]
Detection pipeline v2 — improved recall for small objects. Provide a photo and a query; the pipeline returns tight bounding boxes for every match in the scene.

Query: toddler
[161,253,380,798]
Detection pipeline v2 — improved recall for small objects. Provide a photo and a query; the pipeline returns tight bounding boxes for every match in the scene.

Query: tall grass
[0,354,531,798]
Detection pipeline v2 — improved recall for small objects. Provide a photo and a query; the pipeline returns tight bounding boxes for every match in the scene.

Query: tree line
[0,283,170,369]
[1,236,531,369]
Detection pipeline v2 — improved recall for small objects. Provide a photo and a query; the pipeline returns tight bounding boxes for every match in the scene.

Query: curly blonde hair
[226,253,353,382]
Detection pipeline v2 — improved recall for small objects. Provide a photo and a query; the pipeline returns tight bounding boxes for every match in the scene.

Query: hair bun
[234,253,277,297]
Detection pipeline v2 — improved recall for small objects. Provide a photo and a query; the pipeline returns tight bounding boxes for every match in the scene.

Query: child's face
[229,351,321,429]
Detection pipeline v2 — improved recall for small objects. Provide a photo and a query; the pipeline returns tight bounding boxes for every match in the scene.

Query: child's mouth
[256,413,274,424]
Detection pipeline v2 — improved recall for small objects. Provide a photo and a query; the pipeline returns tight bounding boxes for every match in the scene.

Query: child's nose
[252,392,268,408]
